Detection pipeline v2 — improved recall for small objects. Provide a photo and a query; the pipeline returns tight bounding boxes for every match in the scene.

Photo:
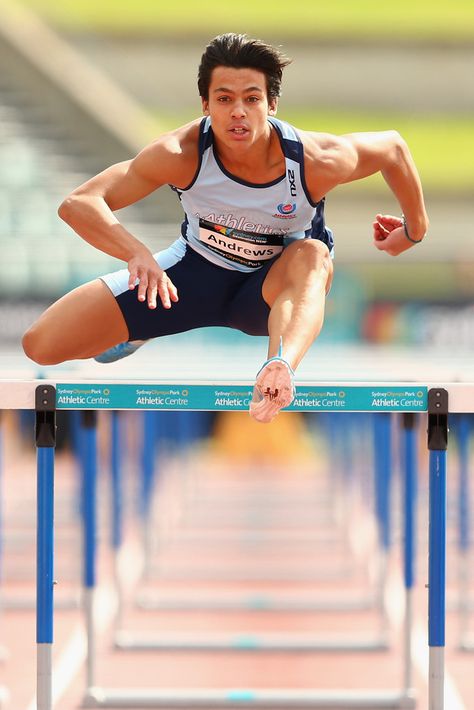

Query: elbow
[58,195,77,224]
[390,130,410,163]
[391,129,405,145]
[58,192,91,224]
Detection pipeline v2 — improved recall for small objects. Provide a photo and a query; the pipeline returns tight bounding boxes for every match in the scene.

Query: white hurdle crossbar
[0,378,458,710]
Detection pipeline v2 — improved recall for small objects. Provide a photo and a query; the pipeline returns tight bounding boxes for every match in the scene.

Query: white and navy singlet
[101,116,334,341]
[174,115,333,271]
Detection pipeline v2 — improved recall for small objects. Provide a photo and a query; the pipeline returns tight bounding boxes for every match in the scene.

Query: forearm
[381,138,429,241]
[58,194,151,261]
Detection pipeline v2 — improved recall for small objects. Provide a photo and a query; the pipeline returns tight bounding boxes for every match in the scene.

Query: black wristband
[401,215,424,244]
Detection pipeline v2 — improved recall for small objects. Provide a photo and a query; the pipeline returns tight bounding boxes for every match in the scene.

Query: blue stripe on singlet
[305,200,334,253]
[268,117,319,208]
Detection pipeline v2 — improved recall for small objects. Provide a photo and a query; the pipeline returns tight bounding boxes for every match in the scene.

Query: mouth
[229,126,250,137]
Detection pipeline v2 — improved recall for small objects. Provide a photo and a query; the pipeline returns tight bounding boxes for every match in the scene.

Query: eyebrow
[213,86,264,94]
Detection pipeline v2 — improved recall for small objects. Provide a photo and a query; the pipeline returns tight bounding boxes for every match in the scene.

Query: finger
[376,214,403,226]
[168,278,179,302]
[147,282,158,309]
[373,220,388,233]
[158,280,171,309]
[373,222,388,241]
[137,272,148,302]
[128,268,138,290]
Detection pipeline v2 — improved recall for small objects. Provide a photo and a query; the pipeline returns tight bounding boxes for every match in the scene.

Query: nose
[231,100,246,118]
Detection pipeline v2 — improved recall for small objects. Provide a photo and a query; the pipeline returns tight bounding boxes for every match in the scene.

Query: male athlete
[22,33,428,423]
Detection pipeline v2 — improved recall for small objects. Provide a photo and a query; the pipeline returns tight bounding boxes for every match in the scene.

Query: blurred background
[1,0,473,353]
[1,5,474,709]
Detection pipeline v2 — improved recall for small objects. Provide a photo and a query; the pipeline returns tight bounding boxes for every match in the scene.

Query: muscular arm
[304,130,429,254]
[58,121,200,307]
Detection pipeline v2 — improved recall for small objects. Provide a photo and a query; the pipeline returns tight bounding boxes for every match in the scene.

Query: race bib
[198,218,284,269]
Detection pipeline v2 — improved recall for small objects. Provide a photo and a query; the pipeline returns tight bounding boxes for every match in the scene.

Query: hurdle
[0,376,458,710]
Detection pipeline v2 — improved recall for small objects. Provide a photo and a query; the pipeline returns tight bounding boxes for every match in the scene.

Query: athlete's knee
[22,324,62,366]
[294,239,330,266]
[285,239,332,283]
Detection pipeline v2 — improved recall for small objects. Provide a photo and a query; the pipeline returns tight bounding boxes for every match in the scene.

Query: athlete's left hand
[372,214,414,256]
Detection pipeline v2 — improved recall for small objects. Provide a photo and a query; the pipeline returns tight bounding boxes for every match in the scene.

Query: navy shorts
[101,239,277,341]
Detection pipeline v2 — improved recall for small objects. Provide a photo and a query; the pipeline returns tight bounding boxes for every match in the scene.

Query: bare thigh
[262,239,333,306]
[23,279,129,364]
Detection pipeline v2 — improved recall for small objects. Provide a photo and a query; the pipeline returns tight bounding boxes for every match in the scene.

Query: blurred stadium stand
[0,1,472,348]
[0,2,182,311]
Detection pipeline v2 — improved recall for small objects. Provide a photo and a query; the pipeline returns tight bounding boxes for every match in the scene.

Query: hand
[372,214,413,256]
[127,249,179,309]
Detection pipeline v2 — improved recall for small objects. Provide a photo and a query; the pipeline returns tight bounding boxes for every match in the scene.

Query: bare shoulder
[132,118,203,189]
[295,128,358,200]
[298,128,356,172]
[295,126,407,199]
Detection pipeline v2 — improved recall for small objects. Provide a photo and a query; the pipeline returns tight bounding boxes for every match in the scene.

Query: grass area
[20,0,474,43]
[151,107,471,194]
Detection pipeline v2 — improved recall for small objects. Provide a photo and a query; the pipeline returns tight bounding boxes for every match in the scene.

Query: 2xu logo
[287,169,297,197]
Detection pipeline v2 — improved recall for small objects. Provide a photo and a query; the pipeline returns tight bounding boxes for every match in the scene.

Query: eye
[247,96,259,103]
[217,95,230,102]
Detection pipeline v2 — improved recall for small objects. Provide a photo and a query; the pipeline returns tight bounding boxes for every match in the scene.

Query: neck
[214,121,282,180]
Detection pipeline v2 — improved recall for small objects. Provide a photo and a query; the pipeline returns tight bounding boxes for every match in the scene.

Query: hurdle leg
[427,389,448,710]
[35,385,56,710]
[80,411,98,693]
[140,411,156,583]
[401,413,418,699]
[456,414,471,649]
[373,413,392,639]
[110,411,124,632]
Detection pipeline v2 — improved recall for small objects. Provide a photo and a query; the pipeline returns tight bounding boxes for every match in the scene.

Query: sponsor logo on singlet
[288,169,297,197]
[274,202,297,219]
[198,218,284,269]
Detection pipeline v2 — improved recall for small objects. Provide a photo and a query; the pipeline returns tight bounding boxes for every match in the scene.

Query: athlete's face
[202,66,277,149]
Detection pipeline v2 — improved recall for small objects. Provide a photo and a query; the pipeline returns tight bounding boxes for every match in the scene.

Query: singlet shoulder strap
[268,117,318,208]
[268,117,304,163]
[177,117,213,192]
[198,116,213,155]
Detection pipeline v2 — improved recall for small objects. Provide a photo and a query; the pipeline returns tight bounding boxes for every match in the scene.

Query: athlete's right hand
[127,249,179,309]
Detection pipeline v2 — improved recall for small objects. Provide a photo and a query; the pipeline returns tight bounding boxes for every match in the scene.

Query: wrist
[401,215,427,244]
[126,243,153,262]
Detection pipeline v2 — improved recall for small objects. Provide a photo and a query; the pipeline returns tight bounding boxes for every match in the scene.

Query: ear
[202,98,210,115]
[268,97,278,116]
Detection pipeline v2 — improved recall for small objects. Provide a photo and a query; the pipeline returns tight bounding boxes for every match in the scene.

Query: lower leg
[263,242,333,370]
[22,279,129,365]
[267,276,328,370]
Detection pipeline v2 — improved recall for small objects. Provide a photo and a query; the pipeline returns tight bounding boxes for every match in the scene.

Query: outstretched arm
[58,122,199,308]
[304,130,429,256]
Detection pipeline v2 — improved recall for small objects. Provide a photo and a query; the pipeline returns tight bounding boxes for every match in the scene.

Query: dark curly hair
[198,33,292,101]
